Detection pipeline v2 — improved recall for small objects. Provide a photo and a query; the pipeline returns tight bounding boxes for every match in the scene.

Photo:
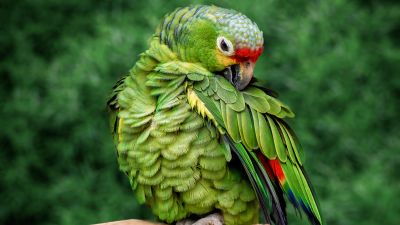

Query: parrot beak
[236,60,254,90]
[221,60,255,90]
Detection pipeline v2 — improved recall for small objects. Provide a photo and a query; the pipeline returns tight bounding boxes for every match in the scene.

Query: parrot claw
[176,213,224,225]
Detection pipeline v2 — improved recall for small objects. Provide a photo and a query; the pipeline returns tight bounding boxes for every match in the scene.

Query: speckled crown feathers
[203,7,263,50]
[156,5,264,51]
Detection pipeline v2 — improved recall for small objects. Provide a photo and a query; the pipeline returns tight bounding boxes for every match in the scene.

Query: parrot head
[156,5,264,90]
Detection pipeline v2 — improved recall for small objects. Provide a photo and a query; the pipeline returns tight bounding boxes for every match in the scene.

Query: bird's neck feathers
[131,38,216,124]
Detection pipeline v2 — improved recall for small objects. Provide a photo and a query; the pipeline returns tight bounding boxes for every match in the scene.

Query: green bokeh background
[1,0,399,224]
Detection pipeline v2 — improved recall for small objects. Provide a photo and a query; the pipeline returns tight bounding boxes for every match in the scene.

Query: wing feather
[192,76,323,225]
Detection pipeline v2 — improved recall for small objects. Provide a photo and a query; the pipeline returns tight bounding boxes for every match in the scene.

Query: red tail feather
[256,152,286,184]
[269,159,285,184]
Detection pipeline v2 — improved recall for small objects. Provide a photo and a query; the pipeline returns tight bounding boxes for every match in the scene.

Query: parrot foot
[176,213,224,225]
[193,213,224,225]
[176,219,195,225]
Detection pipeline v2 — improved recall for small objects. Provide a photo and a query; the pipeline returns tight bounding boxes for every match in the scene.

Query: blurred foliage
[1,0,399,225]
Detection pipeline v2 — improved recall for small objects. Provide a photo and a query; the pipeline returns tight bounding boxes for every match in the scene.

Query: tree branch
[94,219,269,225]
[94,219,165,225]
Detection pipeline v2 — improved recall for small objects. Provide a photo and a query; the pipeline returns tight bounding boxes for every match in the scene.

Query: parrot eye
[217,36,234,56]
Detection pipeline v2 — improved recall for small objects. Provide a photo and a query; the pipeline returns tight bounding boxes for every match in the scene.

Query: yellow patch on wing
[187,88,215,121]
[187,87,225,134]
[118,118,124,142]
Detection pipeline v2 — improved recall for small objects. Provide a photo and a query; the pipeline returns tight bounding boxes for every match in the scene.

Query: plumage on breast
[115,73,258,225]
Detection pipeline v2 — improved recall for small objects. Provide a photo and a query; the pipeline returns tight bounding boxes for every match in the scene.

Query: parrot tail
[257,152,322,225]
[223,135,287,225]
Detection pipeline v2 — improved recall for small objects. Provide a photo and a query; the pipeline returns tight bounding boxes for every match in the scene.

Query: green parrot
[107,5,323,225]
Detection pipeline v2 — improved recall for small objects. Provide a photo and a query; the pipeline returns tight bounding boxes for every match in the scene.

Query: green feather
[285,124,304,165]
[276,120,296,163]
[242,87,270,113]
[216,76,237,104]
[226,105,241,142]
[237,106,258,149]
[157,86,185,110]
[250,108,262,149]
[156,61,211,76]
[187,73,205,81]
[266,116,287,162]
[194,76,210,91]
[258,113,277,159]
[209,77,217,92]
[265,95,282,115]
[227,92,246,111]
[147,71,179,81]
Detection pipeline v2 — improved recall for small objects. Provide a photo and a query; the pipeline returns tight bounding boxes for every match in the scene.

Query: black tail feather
[223,135,288,225]
[249,152,287,225]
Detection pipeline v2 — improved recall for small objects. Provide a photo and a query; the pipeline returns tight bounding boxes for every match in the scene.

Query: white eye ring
[216,36,234,56]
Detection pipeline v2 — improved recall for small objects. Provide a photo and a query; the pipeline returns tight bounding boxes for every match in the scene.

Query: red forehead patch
[234,47,264,62]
